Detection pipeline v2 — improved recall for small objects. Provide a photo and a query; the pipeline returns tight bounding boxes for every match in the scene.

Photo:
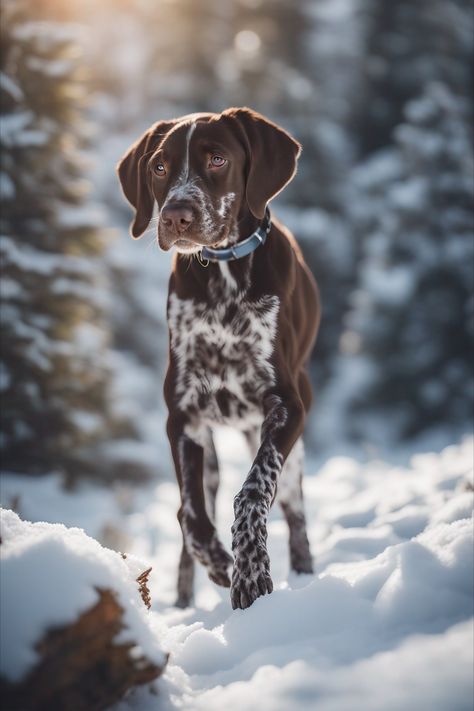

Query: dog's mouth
[174,238,201,254]
[167,223,231,254]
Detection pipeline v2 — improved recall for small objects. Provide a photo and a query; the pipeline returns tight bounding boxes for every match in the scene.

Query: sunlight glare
[234,29,261,57]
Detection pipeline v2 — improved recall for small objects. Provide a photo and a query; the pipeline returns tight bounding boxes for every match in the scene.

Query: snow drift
[0,510,166,693]
[1,437,472,710]
[115,434,474,711]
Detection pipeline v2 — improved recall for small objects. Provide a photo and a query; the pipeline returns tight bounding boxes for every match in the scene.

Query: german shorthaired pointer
[118,108,320,610]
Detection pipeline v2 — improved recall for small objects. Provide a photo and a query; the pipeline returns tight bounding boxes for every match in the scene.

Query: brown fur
[118,108,320,609]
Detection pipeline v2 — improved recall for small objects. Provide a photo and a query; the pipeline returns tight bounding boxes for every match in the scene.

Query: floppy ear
[223,108,301,219]
[116,120,175,238]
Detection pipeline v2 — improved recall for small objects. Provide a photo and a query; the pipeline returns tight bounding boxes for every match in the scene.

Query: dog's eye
[154,162,166,176]
[209,155,227,168]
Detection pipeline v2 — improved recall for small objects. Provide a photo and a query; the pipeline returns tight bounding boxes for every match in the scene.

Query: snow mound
[0,509,166,682]
[1,437,472,709]
[168,517,472,693]
[190,620,472,711]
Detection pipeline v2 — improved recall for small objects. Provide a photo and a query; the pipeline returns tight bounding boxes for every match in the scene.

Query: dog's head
[117,108,301,253]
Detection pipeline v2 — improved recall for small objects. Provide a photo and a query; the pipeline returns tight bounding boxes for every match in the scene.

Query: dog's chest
[168,291,279,428]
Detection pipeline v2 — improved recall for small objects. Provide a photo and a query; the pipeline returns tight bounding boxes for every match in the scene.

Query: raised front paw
[192,533,233,588]
[230,546,273,610]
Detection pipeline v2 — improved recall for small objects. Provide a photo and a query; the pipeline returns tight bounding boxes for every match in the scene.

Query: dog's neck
[219,208,261,247]
[173,208,264,299]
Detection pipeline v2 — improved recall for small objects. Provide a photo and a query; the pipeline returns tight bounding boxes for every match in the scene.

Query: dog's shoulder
[251,216,311,299]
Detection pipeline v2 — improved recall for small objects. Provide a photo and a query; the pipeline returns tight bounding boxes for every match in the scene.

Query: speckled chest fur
[168,269,279,432]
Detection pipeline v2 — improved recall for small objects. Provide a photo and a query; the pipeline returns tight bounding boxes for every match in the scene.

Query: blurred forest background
[1,0,473,486]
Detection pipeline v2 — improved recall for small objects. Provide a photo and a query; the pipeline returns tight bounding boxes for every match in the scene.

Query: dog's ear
[117,120,175,238]
[223,108,301,219]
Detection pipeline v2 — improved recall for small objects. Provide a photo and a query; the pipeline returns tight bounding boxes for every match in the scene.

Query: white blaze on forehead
[180,122,197,184]
[164,122,199,205]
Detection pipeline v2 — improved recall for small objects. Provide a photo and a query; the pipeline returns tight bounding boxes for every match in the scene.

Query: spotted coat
[117,107,320,609]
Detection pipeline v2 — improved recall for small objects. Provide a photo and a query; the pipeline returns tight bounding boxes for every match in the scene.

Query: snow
[0,472,122,538]
[0,172,15,200]
[186,621,472,711]
[26,56,75,78]
[114,433,473,710]
[0,235,90,276]
[0,111,34,146]
[0,111,51,148]
[0,509,166,682]
[362,263,415,306]
[1,435,472,709]
[0,71,23,102]
[389,176,428,211]
[56,204,106,229]
[12,20,81,48]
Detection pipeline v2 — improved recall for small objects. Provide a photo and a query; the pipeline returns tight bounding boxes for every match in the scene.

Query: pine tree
[356,0,473,156]
[345,82,473,440]
[0,0,132,481]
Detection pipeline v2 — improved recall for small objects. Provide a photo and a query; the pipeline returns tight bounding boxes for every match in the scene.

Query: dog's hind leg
[176,535,195,608]
[203,428,220,524]
[244,428,260,460]
[277,437,313,574]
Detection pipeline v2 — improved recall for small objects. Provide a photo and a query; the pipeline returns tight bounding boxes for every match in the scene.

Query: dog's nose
[161,204,194,233]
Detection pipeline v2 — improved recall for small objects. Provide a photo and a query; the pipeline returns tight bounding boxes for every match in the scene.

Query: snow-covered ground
[0,510,166,682]
[1,433,473,710]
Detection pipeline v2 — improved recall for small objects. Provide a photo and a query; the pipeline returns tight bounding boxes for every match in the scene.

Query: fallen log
[0,510,168,711]
[1,588,166,711]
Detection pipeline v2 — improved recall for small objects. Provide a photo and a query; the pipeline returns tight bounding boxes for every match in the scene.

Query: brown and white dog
[117,108,320,610]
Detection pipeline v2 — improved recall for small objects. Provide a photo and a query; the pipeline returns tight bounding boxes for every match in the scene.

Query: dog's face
[148,115,246,253]
[117,108,301,254]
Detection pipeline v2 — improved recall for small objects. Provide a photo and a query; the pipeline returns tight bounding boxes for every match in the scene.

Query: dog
[117,108,320,610]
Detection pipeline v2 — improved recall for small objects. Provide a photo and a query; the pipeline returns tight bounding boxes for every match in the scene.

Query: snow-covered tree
[0,1,138,481]
[344,82,474,440]
[356,0,473,156]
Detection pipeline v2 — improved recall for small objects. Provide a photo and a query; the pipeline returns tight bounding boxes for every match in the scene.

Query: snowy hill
[1,434,472,710]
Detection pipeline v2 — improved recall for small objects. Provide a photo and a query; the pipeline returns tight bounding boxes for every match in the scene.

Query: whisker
[141,223,158,236]
[144,234,158,252]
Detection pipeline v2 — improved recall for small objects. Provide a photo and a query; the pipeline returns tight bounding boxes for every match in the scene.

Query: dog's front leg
[231,391,305,610]
[168,416,233,591]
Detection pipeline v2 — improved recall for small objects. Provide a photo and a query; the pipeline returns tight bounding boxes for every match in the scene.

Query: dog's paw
[192,533,233,588]
[230,547,273,610]
[289,537,314,575]
[175,593,193,609]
